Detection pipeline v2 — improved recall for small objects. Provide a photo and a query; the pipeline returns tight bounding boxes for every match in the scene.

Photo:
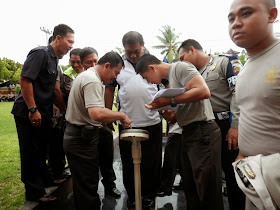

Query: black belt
[182,120,214,130]
[214,111,230,121]
[66,122,98,131]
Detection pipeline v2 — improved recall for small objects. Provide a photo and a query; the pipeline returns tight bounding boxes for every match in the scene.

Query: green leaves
[0,58,22,84]
[153,25,181,63]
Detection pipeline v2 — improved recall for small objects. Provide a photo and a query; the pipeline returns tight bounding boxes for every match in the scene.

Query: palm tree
[153,25,181,63]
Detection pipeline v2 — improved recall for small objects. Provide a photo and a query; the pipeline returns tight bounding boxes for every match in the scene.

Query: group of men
[11,0,280,209]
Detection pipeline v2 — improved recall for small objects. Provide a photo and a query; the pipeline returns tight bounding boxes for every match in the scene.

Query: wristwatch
[170,97,177,107]
[28,107,38,113]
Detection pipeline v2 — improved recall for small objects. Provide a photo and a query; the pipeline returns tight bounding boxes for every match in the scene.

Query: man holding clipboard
[136,55,224,210]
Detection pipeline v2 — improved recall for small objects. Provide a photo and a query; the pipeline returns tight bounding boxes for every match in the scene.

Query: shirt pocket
[205,72,219,91]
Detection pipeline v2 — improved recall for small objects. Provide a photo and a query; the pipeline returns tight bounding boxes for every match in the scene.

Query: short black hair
[53,24,74,39]
[79,47,98,62]
[178,39,203,53]
[70,48,82,57]
[122,31,144,47]
[98,51,124,68]
[135,54,161,74]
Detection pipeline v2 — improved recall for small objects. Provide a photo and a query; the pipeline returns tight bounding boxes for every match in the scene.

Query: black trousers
[160,133,182,193]
[119,122,162,199]
[181,120,224,210]
[215,119,245,210]
[14,116,51,200]
[98,124,117,189]
[47,126,66,178]
[63,123,100,210]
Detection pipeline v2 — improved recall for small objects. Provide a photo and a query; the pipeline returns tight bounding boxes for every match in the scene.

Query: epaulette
[29,46,49,54]
[219,53,238,59]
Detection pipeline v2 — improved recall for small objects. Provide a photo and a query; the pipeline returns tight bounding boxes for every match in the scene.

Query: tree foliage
[214,49,248,65]
[238,49,248,65]
[153,25,181,63]
[0,58,22,84]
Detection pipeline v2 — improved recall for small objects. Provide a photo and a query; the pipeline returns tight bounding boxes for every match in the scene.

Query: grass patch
[0,102,167,210]
[0,102,25,210]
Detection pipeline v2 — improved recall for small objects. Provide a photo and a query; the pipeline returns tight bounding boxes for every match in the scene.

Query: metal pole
[132,139,142,210]
[40,27,52,45]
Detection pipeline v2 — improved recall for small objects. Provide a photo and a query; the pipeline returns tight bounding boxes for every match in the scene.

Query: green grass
[0,102,25,210]
[0,102,166,210]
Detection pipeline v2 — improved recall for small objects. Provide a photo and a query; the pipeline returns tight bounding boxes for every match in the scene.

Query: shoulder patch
[64,76,72,84]
[231,59,242,74]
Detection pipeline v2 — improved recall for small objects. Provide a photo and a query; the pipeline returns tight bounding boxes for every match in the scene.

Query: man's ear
[55,35,62,42]
[104,62,111,69]
[189,46,196,54]
[148,64,155,71]
[269,7,278,23]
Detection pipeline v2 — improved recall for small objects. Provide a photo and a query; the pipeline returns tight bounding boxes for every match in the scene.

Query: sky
[1,0,280,66]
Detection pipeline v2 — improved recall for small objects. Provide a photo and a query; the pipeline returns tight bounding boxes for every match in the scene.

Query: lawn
[0,102,167,210]
[0,102,25,210]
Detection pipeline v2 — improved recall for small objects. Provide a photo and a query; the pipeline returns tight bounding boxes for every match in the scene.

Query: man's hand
[120,113,131,129]
[161,110,176,124]
[226,128,238,150]
[145,97,171,110]
[235,151,245,162]
[29,111,42,128]
[53,104,60,115]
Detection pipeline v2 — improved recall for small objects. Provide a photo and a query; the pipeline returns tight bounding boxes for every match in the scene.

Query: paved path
[20,136,229,210]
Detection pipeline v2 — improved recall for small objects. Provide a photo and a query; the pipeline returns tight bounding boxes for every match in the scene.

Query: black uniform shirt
[12,45,58,118]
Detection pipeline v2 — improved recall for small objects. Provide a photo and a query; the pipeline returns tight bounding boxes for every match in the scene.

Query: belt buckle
[217,111,230,120]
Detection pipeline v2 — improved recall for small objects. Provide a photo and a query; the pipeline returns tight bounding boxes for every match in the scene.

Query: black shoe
[61,171,71,179]
[53,171,71,179]
[142,197,155,209]
[105,187,121,198]
[157,190,172,197]
[26,194,57,203]
[127,197,135,209]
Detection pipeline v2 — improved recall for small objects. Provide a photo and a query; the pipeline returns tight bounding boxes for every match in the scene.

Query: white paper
[149,88,186,111]
[153,87,186,99]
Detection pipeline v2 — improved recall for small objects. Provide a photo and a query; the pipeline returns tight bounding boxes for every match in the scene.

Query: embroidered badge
[64,76,72,84]
[231,59,242,75]
[210,63,216,71]
[265,67,278,84]
[243,164,256,179]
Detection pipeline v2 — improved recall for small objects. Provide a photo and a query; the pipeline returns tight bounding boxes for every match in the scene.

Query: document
[153,87,186,99]
[148,87,186,111]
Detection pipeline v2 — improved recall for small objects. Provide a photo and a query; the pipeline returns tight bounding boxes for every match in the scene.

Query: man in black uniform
[178,39,245,210]
[11,24,74,202]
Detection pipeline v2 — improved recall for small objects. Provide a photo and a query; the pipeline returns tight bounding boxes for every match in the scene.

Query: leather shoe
[38,195,57,203]
[27,194,57,203]
[142,197,155,209]
[157,190,172,197]
[105,187,121,198]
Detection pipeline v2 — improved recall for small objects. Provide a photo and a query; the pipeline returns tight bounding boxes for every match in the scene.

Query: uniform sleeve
[56,66,62,82]
[21,49,47,80]
[175,62,200,87]
[63,75,72,93]
[226,56,242,128]
[83,81,104,108]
